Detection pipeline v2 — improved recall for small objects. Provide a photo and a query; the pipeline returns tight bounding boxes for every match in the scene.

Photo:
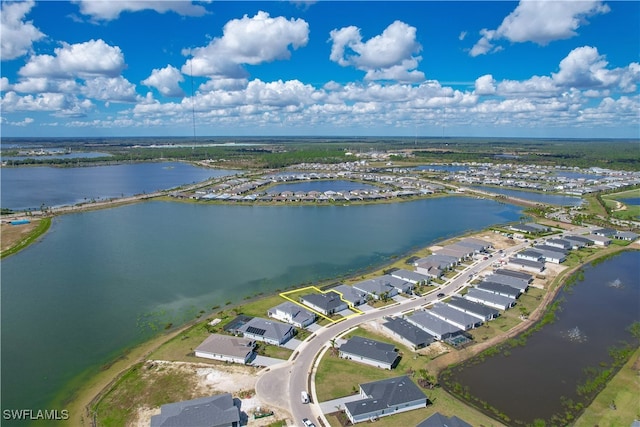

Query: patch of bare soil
[132,361,289,427]
[0,220,39,252]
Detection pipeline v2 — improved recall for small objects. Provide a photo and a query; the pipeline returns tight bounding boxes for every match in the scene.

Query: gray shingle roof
[345,376,426,417]
[382,317,434,347]
[238,317,293,344]
[150,393,240,427]
[407,310,462,336]
[417,412,473,427]
[494,268,533,282]
[301,291,346,312]
[447,296,499,319]
[477,281,520,297]
[339,336,399,365]
[464,288,515,307]
[195,334,254,360]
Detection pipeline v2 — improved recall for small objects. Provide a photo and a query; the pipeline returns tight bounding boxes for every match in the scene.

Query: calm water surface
[446,251,640,424]
[472,185,583,206]
[2,152,112,160]
[0,162,236,210]
[1,197,522,415]
[620,197,640,206]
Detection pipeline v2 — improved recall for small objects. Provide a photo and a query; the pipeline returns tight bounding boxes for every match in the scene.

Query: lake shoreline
[66,228,638,426]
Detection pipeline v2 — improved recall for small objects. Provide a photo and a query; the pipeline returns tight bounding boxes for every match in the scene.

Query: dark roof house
[339,336,400,369]
[150,393,240,427]
[344,376,427,424]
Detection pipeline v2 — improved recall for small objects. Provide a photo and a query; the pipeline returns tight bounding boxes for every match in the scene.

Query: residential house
[593,228,616,237]
[429,303,482,330]
[587,234,611,246]
[417,412,473,427]
[339,336,400,370]
[457,237,491,252]
[406,310,462,340]
[381,317,434,350]
[494,269,533,283]
[352,276,401,301]
[446,296,499,321]
[237,317,295,346]
[150,393,240,427]
[531,246,566,264]
[464,288,516,310]
[194,334,256,364]
[332,284,367,307]
[545,238,573,250]
[516,249,545,263]
[485,273,529,292]
[390,269,430,285]
[476,281,521,299]
[507,257,545,273]
[267,301,316,328]
[563,235,592,248]
[300,291,348,315]
[614,231,638,241]
[344,376,427,424]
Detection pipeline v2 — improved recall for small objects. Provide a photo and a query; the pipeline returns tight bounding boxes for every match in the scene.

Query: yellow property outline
[279,286,364,323]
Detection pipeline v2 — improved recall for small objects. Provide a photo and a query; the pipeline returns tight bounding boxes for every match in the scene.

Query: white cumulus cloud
[1,0,46,61]
[329,20,425,83]
[470,0,610,56]
[142,65,185,98]
[182,11,309,79]
[19,39,126,78]
[72,0,208,21]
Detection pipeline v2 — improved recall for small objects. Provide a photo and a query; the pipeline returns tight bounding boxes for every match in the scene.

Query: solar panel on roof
[246,326,266,336]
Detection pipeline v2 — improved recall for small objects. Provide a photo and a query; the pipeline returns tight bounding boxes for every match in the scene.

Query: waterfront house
[476,281,521,299]
[614,231,638,241]
[587,234,611,246]
[332,284,367,307]
[446,296,499,321]
[457,237,491,252]
[381,317,434,350]
[464,288,516,310]
[406,310,462,340]
[344,376,427,424]
[300,291,348,315]
[531,246,566,264]
[352,276,401,300]
[150,393,240,427]
[429,303,483,330]
[484,273,529,292]
[545,238,573,250]
[237,317,295,346]
[417,412,473,427]
[494,269,533,283]
[507,257,545,273]
[194,334,256,364]
[390,269,430,285]
[510,223,549,234]
[339,336,400,370]
[267,301,316,328]
[516,249,545,263]
[593,228,616,237]
[563,235,592,248]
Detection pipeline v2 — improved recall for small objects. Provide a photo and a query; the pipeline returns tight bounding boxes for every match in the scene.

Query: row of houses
[414,238,492,279]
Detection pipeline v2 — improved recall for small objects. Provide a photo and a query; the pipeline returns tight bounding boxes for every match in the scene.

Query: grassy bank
[0,217,51,258]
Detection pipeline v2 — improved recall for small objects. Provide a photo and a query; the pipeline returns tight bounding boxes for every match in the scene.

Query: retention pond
[441,250,640,425]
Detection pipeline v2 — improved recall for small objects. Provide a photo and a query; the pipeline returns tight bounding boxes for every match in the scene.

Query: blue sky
[1,0,638,138]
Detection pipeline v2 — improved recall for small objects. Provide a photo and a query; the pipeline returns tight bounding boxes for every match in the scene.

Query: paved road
[256,240,530,427]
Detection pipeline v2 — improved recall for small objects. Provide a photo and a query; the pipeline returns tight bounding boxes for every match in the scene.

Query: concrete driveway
[251,355,286,367]
[283,338,303,350]
[318,394,362,415]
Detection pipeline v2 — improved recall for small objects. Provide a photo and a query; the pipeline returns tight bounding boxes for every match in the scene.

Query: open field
[1,217,50,258]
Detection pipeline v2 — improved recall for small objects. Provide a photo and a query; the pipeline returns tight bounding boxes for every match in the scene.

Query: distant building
[614,231,638,241]
[150,393,240,427]
[339,336,400,370]
[344,376,427,424]
[587,234,611,246]
[563,235,592,248]
[516,249,545,263]
[194,334,256,364]
[507,257,545,273]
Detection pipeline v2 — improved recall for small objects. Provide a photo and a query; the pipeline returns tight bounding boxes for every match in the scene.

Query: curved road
[256,240,530,427]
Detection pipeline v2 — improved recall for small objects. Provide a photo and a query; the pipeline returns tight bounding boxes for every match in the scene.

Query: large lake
[1,197,523,416]
[0,162,236,211]
[443,250,640,425]
[472,185,583,206]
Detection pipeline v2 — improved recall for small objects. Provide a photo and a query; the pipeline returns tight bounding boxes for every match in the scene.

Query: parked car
[437,293,445,298]
[302,418,316,427]
[301,391,310,404]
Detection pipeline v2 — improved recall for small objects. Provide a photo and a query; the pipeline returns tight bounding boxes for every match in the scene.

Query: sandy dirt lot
[133,361,290,427]
[1,219,40,252]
